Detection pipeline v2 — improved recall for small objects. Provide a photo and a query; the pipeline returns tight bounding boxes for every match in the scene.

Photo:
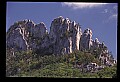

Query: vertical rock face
[6,26,28,51]
[6,19,48,52]
[6,16,111,57]
[49,16,82,55]
[71,21,82,51]
[80,28,93,51]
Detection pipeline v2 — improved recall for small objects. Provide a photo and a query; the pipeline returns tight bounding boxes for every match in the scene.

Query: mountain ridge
[6,16,108,53]
[6,16,117,65]
[6,16,117,77]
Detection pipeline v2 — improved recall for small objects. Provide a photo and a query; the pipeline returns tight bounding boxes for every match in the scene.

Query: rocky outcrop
[6,16,112,58]
[6,19,49,53]
[6,16,82,55]
[49,16,82,55]
[93,38,100,48]
[80,28,93,51]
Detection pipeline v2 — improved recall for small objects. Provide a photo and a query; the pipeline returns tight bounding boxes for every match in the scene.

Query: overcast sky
[6,2,118,59]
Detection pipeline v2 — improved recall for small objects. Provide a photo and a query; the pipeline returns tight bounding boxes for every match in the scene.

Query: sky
[6,2,118,59]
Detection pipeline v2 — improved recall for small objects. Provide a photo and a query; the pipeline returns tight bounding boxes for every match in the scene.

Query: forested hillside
[6,49,117,78]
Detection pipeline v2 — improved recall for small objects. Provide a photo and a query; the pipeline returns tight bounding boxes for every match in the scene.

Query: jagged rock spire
[6,16,109,56]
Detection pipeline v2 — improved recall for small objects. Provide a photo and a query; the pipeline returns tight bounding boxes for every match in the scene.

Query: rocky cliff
[6,20,48,52]
[49,16,82,55]
[6,16,111,56]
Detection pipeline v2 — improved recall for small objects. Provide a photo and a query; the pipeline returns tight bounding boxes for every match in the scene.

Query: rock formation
[6,16,114,62]
[80,28,93,51]
[49,16,82,55]
[6,19,49,53]
[6,16,83,55]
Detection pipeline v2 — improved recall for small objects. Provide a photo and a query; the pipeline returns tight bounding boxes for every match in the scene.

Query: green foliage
[6,49,117,78]
[97,65,117,78]
[92,48,102,58]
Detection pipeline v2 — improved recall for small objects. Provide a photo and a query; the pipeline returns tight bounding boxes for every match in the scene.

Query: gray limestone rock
[6,16,110,57]
[80,28,93,51]
[6,19,49,54]
[49,16,82,55]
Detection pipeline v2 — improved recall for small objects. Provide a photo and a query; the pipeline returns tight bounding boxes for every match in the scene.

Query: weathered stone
[6,19,48,53]
[6,16,114,64]
[80,28,93,50]
[48,16,82,55]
